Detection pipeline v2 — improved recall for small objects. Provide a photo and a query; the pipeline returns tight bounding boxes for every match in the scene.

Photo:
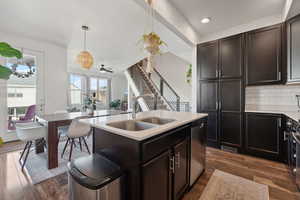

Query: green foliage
[0,42,23,80]
[186,64,192,84]
[110,99,121,109]
[0,42,22,59]
[0,137,3,146]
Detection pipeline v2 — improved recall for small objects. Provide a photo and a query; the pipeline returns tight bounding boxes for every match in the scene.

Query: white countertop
[80,110,208,141]
[245,105,300,122]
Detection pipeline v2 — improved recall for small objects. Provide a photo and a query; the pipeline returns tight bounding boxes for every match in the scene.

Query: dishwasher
[190,118,207,186]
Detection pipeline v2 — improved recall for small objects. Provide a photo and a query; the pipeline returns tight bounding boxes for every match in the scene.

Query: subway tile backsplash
[245,85,300,111]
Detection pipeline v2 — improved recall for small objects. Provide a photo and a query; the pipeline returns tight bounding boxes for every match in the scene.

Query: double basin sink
[106,117,176,132]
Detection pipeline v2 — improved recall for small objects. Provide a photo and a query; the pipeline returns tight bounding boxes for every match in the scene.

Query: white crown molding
[282,0,294,21]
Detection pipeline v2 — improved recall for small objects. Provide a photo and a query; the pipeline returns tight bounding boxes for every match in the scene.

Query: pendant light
[76,25,94,69]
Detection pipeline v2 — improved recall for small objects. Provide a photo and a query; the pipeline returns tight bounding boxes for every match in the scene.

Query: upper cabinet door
[219,34,243,79]
[287,14,300,82]
[197,41,219,80]
[246,24,282,85]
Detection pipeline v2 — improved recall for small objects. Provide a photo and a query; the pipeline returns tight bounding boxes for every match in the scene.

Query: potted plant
[110,99,121,110]
[139,32,167,73]
[0,42,22,80]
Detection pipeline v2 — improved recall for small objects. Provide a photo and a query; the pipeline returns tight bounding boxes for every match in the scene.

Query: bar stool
[15,122,47,170]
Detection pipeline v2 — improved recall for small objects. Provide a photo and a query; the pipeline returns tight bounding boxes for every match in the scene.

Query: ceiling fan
[98,64,113,73]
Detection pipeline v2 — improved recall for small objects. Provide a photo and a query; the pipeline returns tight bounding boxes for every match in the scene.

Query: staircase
[125,59,190,112]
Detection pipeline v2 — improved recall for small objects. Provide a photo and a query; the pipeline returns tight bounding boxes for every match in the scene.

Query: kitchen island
[80,110,208,200]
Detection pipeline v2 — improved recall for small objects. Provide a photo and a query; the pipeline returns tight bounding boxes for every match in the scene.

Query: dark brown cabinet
[142,138,189,200]
[245,24,283,85]
[142,150,172,200]
[173,139,189,200]
[219,35,243,78]
[287,14,300,82]
[220,113,243,148]
[198,80,218,112]
[219,79,243,112]
[245,113,283,161]
[198,34,244,149]
[198,41,218,80]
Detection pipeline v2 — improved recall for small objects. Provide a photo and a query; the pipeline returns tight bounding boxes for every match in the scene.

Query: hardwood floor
[0,143,299,200]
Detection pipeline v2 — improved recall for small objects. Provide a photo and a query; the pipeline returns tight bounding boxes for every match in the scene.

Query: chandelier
[77,26,94,70]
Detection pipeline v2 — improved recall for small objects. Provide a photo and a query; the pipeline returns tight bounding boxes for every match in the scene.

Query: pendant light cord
[84,29,87,51]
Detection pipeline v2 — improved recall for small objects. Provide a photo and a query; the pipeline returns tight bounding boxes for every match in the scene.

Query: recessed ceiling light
[201,17,211,24]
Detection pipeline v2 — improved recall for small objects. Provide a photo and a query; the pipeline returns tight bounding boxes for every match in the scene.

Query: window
[68,74,110,108]
[89,77,110,108]
[69,74,87,105]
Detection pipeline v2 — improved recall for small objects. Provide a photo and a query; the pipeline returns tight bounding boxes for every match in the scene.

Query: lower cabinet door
[207,112,219,148]
[173,139,189,200]
[142,150,172,200]
[220,112,243,149]
[245,113,283,161]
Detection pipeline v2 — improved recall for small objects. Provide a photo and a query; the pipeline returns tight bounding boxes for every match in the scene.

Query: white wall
[0,31,68,114]
[154,52,192,103]
[111,73,128,101]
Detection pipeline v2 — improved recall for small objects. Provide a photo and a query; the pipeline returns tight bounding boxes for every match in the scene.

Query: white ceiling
[170,0,286,37]
[0,0,192,74]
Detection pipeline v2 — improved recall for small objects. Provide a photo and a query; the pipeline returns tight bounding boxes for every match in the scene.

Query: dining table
[36,110,130,169]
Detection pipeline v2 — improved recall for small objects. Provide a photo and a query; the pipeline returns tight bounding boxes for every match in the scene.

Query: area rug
[21,137,92,185]
[199,170,269,200]
[0,141,25,154]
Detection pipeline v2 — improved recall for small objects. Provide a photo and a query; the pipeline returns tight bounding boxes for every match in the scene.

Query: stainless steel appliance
[286,118,300,191]
[68,154,124,200]
[190,119,207,186]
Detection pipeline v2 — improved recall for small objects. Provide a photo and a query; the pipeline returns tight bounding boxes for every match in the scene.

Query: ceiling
[170,0,286,37]
[0,0,192,74]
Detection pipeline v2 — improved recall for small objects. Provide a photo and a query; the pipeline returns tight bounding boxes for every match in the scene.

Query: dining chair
[61,117,91,161]
[15,122,47,171]
[8,105,36,130]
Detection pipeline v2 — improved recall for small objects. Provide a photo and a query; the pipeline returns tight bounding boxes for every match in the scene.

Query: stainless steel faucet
[132,94,155,119]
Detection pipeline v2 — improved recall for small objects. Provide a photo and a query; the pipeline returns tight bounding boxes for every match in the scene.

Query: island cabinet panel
[245,113,283,161]
[93,122,201,200]
[173,139,189,200]
[287,14,300,82]
[142,150,172,200]
[198,41,219,80]
[142,125,189,163]
[245,24,283,85]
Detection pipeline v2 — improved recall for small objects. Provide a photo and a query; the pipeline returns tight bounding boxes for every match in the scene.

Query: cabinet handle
[175,152,180,169]
[284,131,289,141]
[219,101,222,110]
[199,123,205,129]
[219,69,222,77]
[216,69,218,78]
[278,118,282,128]
[216,101,218,110]
[170,156,175,174]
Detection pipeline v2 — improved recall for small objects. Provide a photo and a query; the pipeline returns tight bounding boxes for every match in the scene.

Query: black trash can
[68,154,124,200]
